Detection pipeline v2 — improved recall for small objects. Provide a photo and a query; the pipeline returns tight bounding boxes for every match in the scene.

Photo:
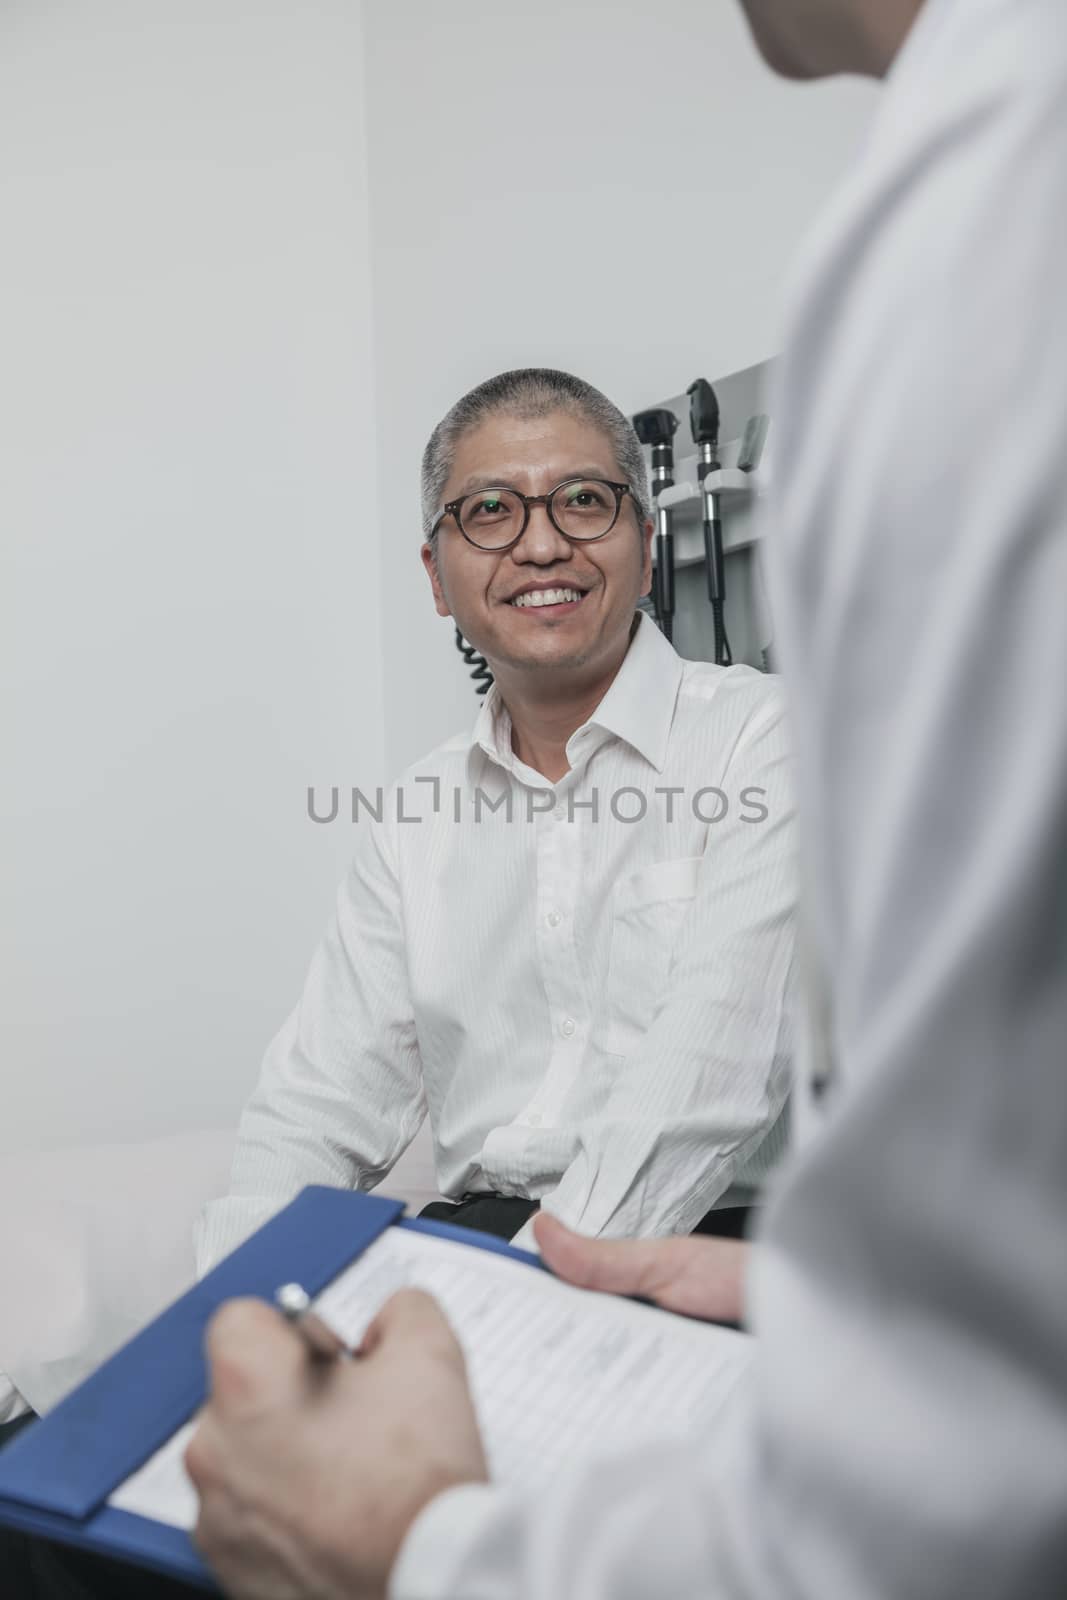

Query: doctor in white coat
[184,1,1067,1596]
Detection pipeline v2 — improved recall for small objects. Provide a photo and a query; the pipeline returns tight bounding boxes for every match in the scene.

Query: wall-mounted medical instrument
[632,406,680,642]
[686,378,732,666]
[653,398,770,671]
[737,412,769,476]
[737,412,772,670]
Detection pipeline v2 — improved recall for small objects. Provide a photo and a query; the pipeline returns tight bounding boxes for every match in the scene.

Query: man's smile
[504,581,591,614]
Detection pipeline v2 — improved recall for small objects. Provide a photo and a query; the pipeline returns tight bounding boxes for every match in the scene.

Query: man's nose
[511,500,572,562]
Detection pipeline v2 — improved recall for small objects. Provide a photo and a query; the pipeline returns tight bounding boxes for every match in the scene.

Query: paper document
[110,1226,751,1530]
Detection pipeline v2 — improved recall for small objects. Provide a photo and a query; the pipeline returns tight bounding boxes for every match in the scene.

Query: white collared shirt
[196,614,796,1271]
[389,1,1067,1596]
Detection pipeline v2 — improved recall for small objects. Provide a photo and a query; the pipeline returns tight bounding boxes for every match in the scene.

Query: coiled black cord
[454,627,494,695]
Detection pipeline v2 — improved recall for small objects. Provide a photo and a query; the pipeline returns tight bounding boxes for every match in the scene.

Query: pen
[274,1283,353,1362]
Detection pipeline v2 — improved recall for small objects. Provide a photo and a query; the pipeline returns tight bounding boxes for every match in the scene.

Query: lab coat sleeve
[195,799,425,1274]
[389,1403,774,1600]
[532,691,798,1241]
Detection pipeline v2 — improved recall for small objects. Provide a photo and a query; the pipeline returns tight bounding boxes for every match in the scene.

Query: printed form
[110,1226,752,1529]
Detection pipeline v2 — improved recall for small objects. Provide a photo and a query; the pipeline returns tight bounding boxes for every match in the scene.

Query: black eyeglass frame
[431,477,634,552]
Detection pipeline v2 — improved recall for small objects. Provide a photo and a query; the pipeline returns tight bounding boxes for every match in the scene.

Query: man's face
[422,410,653,685]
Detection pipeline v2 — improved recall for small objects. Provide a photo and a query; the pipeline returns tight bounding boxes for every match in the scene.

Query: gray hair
[420,368,652,545]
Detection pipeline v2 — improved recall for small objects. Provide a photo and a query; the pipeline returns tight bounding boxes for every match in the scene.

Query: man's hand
[534,1212,750,1325]
[185,1288,488,1600]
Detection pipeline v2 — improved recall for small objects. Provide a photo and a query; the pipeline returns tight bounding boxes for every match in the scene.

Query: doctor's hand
[534,1212,750,1327]
[185,1289,488,1600]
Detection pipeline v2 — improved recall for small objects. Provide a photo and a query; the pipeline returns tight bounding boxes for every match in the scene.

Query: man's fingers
[534,1213,672,1299]
[536,1215,750,1323]
[204,1298,310,1418]
[358,1287,462,1366]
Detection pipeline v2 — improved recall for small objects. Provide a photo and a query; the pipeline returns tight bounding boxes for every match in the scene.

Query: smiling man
[196,367,797,1271]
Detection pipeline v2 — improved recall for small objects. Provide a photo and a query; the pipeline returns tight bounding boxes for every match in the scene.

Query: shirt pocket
[602,855,703,1056]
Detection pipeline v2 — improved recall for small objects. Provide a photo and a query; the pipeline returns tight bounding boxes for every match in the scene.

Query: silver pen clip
[275,1283,353,1362]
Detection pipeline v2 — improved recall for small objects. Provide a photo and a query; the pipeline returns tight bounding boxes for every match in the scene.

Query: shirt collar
[469,611,683,777]
[579,611,682,773]
[471,681,512,769]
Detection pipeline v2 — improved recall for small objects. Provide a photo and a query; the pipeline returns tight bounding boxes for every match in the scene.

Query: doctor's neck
[739,0,925,79]
[851,0,926,75]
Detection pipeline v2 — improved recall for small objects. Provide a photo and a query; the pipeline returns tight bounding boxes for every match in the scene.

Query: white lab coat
[390,0,1067,1593]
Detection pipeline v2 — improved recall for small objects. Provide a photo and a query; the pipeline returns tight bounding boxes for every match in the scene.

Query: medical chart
[110,1226,751,1530]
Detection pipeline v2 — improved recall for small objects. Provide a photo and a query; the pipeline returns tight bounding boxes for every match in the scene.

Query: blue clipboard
[0,1187,545,1591]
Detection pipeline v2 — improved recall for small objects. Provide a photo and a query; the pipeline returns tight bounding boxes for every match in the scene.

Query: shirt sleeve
[195,803,425,1274]
[538,690,798,1239]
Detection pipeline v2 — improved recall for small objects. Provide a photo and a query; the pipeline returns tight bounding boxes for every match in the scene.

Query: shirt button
[546,910,562,928]
[561,1017,576,1038]
[553,806,565,821]
[526,1111,542,1127]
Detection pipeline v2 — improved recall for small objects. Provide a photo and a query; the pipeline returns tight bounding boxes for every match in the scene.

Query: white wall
[0,1,382,1153]
[361,0,878,774]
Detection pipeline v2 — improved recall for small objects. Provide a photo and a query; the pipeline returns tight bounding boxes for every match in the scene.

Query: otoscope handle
[657,529,675,621]
[703,492,726,604]
[657,530,675,641]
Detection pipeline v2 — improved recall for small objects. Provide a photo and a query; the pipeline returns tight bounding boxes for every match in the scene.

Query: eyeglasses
[432,477,633,552]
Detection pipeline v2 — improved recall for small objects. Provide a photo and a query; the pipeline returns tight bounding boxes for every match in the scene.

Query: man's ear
[421,542,453,618]
[639,519,654,598]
